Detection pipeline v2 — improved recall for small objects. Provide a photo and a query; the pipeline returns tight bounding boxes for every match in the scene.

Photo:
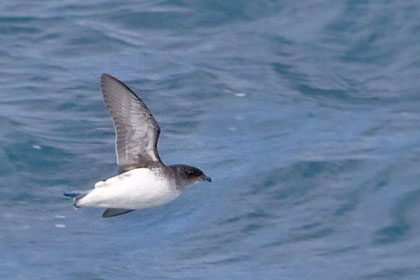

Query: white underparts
[76,168,183,209]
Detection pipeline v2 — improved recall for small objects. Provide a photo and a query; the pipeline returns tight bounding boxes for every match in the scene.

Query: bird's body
[76,168,181,210]
[64,74,211,218]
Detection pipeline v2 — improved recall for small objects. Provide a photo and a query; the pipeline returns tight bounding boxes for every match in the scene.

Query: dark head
[172,165,212,185]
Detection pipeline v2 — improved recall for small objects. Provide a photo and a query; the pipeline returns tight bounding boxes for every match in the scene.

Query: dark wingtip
[101,73,114,85]
[100,73,126,94]
[101,73,111,79]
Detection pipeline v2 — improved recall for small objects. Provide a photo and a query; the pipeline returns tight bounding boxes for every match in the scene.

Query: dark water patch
[374,189,420,244]
[317,245,359,257]
[0,16,41,23]
[298,84,380,104]
[364,267,420,280]
[0,26,40,35]
[271,62,308,85]
[109,10,194,30]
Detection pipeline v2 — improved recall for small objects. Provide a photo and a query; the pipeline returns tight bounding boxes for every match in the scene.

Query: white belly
[77,168,181,209]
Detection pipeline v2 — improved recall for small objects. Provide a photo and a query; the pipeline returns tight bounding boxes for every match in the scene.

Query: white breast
[78,168,181,209]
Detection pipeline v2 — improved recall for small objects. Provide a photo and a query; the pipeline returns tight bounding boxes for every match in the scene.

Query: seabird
[64,74,211,218]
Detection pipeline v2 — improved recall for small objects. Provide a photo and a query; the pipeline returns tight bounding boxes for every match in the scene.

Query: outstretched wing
[100,73,163,173]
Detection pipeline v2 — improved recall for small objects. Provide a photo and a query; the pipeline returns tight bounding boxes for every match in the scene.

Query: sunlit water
[1,1,420,279]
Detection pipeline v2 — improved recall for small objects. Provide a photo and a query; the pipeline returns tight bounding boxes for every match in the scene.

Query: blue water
[1,0,420,279]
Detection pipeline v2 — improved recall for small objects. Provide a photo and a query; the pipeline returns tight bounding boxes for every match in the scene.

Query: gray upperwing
[100,74,163,173]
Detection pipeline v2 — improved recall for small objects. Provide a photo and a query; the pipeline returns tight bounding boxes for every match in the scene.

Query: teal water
[1,1,420,279]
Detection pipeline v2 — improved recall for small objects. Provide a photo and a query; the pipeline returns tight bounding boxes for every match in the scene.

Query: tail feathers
[63,191,89,209]
[64,191,88,198]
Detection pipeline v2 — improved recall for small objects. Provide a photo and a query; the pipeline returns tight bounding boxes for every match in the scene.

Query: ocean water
[1,0,420,279]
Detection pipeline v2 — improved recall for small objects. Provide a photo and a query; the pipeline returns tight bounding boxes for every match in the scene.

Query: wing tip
[101,73,112,79]
[101,73,115,87]
[100,73,130,95]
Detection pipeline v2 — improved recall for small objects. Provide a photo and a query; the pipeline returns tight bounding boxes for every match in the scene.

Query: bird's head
[173,165,212,185]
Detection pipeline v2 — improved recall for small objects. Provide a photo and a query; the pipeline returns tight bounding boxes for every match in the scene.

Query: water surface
[1,1,420,279]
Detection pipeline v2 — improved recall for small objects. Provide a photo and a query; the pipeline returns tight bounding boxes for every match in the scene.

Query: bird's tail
[64,191,89,208]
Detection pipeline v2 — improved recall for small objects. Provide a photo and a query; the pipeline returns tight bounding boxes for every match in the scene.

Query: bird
[64,73,211,218]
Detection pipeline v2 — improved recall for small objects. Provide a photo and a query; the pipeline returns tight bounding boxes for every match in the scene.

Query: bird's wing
[102,208,134,218]
[100,73,163,173]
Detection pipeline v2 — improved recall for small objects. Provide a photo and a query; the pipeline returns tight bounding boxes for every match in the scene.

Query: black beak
[201,175,212,182]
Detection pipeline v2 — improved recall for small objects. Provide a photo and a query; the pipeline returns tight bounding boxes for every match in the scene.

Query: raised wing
[100,73,163,173]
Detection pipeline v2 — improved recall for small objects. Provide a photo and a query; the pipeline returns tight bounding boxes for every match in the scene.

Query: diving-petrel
[64,74,211,218]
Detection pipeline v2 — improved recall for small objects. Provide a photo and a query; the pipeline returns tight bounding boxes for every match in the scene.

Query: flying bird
[64,74,211,218]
